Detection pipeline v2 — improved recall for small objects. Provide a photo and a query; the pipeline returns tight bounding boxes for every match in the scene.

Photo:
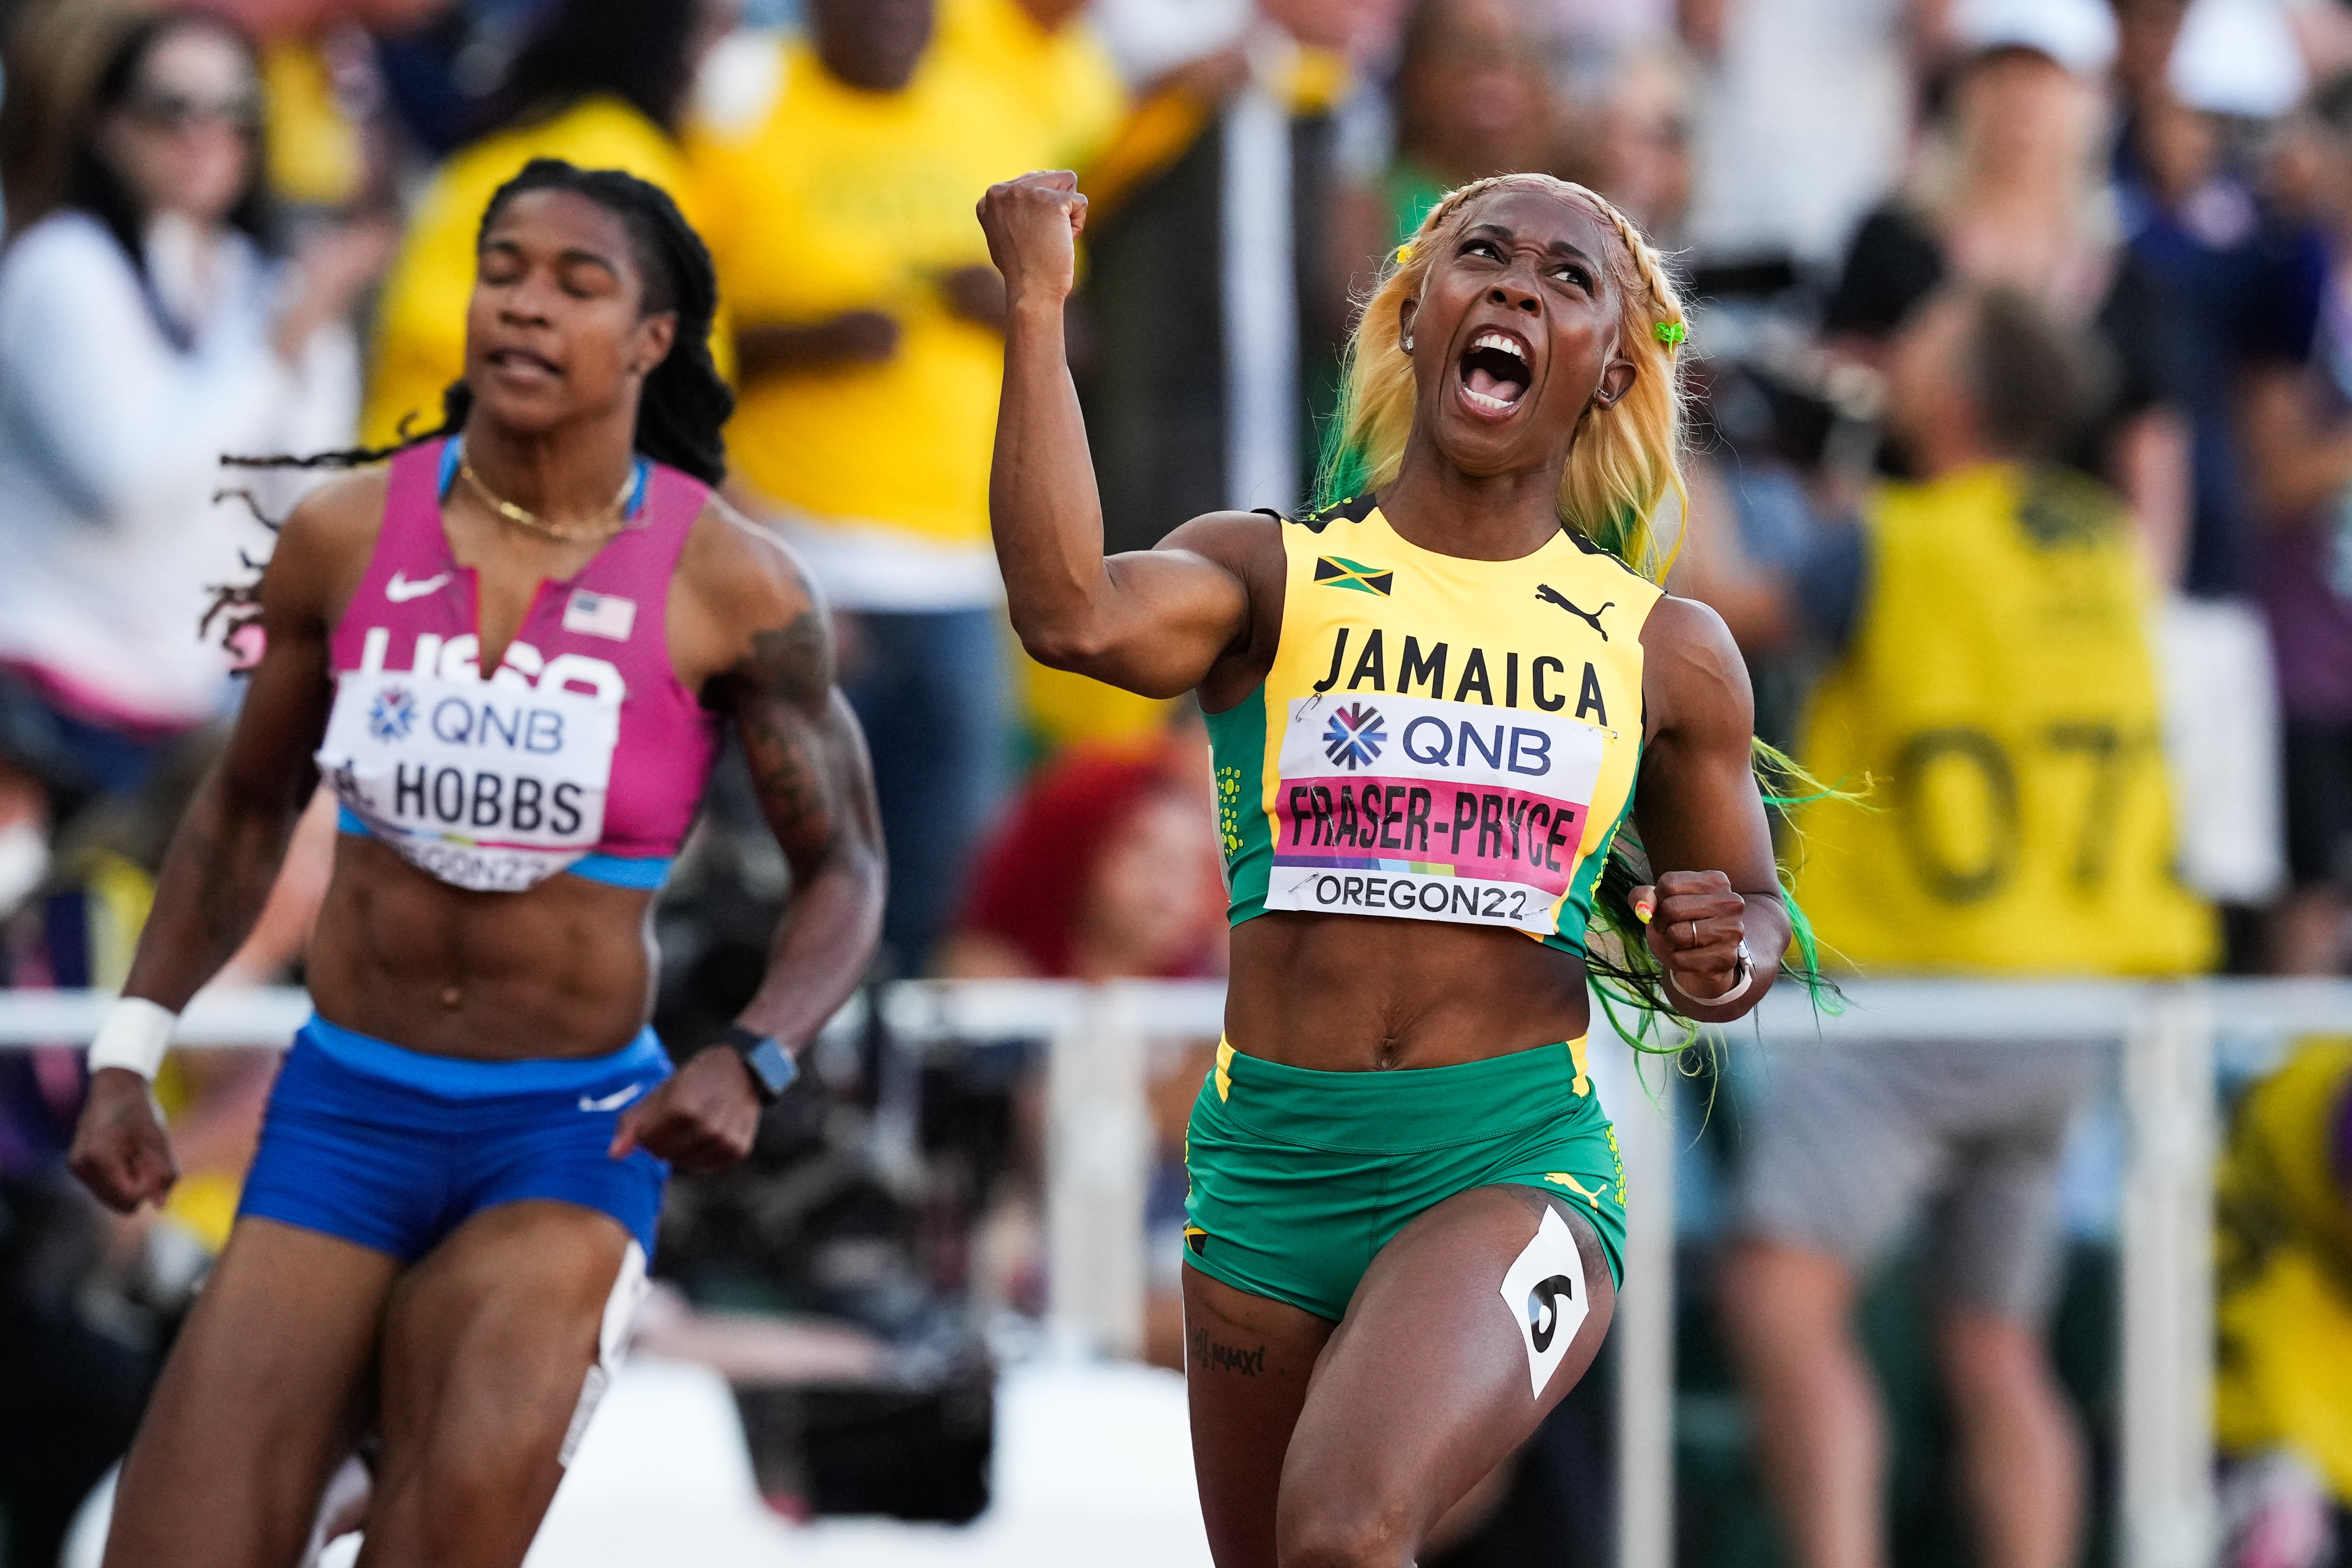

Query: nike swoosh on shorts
[579,1083,645,1113]
[386,571,451,603]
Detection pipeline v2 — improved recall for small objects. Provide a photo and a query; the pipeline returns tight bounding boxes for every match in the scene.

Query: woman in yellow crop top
[981,168,1790,1566]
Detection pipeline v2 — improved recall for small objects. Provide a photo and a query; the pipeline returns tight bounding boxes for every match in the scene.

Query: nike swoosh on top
[579,1082,645,1113]
[386,571,451,603]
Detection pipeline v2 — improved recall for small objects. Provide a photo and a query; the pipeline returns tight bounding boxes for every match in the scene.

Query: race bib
[1264,692,1606,933]
[317,663,621,894]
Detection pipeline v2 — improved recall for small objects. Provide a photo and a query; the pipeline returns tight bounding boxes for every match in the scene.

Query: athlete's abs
[1226,912,1592,1071]
[306,834,657,1060]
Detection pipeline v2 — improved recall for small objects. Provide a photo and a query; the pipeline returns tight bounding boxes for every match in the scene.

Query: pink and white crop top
[315,438,723,893]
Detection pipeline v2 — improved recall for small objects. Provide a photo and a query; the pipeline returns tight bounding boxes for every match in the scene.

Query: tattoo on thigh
[1188,1325,1268,1378]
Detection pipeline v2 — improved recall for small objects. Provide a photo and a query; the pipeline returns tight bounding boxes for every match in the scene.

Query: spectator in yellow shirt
[938,0,1126,174]
[692,0,1091,974]
[929,0,1169,755]
[361,0,734,447]
[201,0,453,212]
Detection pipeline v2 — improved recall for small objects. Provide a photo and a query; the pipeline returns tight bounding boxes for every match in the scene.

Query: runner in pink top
[68,161,884,1567]
[322,435,720,891]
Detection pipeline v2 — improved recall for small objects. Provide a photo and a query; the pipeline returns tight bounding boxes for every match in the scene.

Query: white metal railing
[5,977,2349,1568]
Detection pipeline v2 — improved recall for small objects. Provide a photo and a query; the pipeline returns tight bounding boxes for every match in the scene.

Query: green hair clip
[1653,320,1687,344]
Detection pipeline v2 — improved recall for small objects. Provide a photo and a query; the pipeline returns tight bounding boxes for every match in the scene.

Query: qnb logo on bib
[368,686,418,741]
[409,688,576,758]
[1265,692,1604,933]
[1322,702,1386,769]
[317,634,627,892]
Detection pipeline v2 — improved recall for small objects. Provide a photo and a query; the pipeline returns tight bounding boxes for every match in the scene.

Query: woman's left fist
[609,1045,766,1172]
[1630,869,1750,1006]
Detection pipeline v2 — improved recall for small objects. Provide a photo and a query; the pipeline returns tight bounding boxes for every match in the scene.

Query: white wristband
[88,997,178,1080]
[1667,940,1756,1010]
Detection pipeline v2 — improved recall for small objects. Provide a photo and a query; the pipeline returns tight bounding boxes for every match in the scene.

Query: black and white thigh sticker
[560,1239,649,1466]
[1498,1207,1588,1399]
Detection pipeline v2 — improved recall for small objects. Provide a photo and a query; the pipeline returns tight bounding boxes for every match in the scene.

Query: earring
[1401,334,1414,352]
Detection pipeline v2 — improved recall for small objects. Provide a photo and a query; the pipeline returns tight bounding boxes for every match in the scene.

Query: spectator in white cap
[2112,0,2306,590]
[2172,0,2308,122]
[1948,0,2120,77]
[1820,0,2200,586]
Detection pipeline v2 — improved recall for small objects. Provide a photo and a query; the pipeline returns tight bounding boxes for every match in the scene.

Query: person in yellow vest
[1716,285,2217,1568]
[361,0,736,448]
[689,0,1097,974]
[2212,1035,2352,1568]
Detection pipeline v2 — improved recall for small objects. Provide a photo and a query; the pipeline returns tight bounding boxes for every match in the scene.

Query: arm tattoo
[741,610,831,708]
[731,610,847,855]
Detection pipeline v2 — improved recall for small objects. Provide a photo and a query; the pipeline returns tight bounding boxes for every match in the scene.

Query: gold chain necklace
[458,454,635,544]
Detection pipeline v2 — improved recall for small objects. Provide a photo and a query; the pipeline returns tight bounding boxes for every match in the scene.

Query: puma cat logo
[1536,585,1611,639]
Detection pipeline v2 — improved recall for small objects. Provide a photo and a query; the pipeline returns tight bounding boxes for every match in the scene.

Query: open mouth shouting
[1457,329,1532,418]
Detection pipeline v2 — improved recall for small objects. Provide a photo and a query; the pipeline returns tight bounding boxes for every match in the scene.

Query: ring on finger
[1685,919,1699,947]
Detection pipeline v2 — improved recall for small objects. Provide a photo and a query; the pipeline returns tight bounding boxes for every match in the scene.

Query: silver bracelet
[1667,940,1755,1009]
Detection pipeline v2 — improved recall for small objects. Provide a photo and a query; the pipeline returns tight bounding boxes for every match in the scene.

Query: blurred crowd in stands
[0,0,2350,1561]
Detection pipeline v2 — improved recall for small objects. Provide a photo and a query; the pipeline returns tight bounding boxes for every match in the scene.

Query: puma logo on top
[386,571,451,603]
[1536,585,1611,639]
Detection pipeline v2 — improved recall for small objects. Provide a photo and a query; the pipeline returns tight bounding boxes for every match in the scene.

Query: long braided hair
[1317,173,1836,1034]
[209,159,732,645]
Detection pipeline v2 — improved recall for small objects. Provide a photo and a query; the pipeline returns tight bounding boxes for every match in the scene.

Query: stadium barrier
[4,976,2349,1568]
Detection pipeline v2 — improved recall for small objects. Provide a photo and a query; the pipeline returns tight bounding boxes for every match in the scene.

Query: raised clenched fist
[976,170,1088,307]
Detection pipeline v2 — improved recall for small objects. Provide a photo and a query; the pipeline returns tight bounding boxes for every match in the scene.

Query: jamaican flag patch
[1314,556,1394,596]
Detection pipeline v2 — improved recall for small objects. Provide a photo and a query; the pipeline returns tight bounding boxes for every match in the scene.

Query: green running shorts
[1182,1037,1627,1322]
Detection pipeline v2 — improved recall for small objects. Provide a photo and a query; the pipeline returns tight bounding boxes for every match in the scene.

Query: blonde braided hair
[1323,173,1689,584]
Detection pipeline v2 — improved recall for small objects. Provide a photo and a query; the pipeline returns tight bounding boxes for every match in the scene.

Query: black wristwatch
[723,1024,797,1105]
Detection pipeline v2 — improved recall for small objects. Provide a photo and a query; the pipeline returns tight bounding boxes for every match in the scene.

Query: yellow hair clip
[1394,242,1414,264]
[1653,321,1687,344]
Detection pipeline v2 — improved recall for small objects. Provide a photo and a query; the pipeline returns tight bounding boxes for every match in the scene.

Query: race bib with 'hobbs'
[317,651,621,893]
[1264,691,1606,932]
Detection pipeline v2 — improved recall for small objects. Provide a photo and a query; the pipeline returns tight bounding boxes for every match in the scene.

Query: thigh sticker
[1498,1207,1588,1399]
[560,1239,649,1466]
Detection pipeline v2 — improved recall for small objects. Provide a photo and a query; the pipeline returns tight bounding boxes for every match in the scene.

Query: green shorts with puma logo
[1181,1037,1627,1322]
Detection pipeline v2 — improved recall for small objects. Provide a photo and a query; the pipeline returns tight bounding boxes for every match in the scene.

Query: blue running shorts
[238,1014,673,1262]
